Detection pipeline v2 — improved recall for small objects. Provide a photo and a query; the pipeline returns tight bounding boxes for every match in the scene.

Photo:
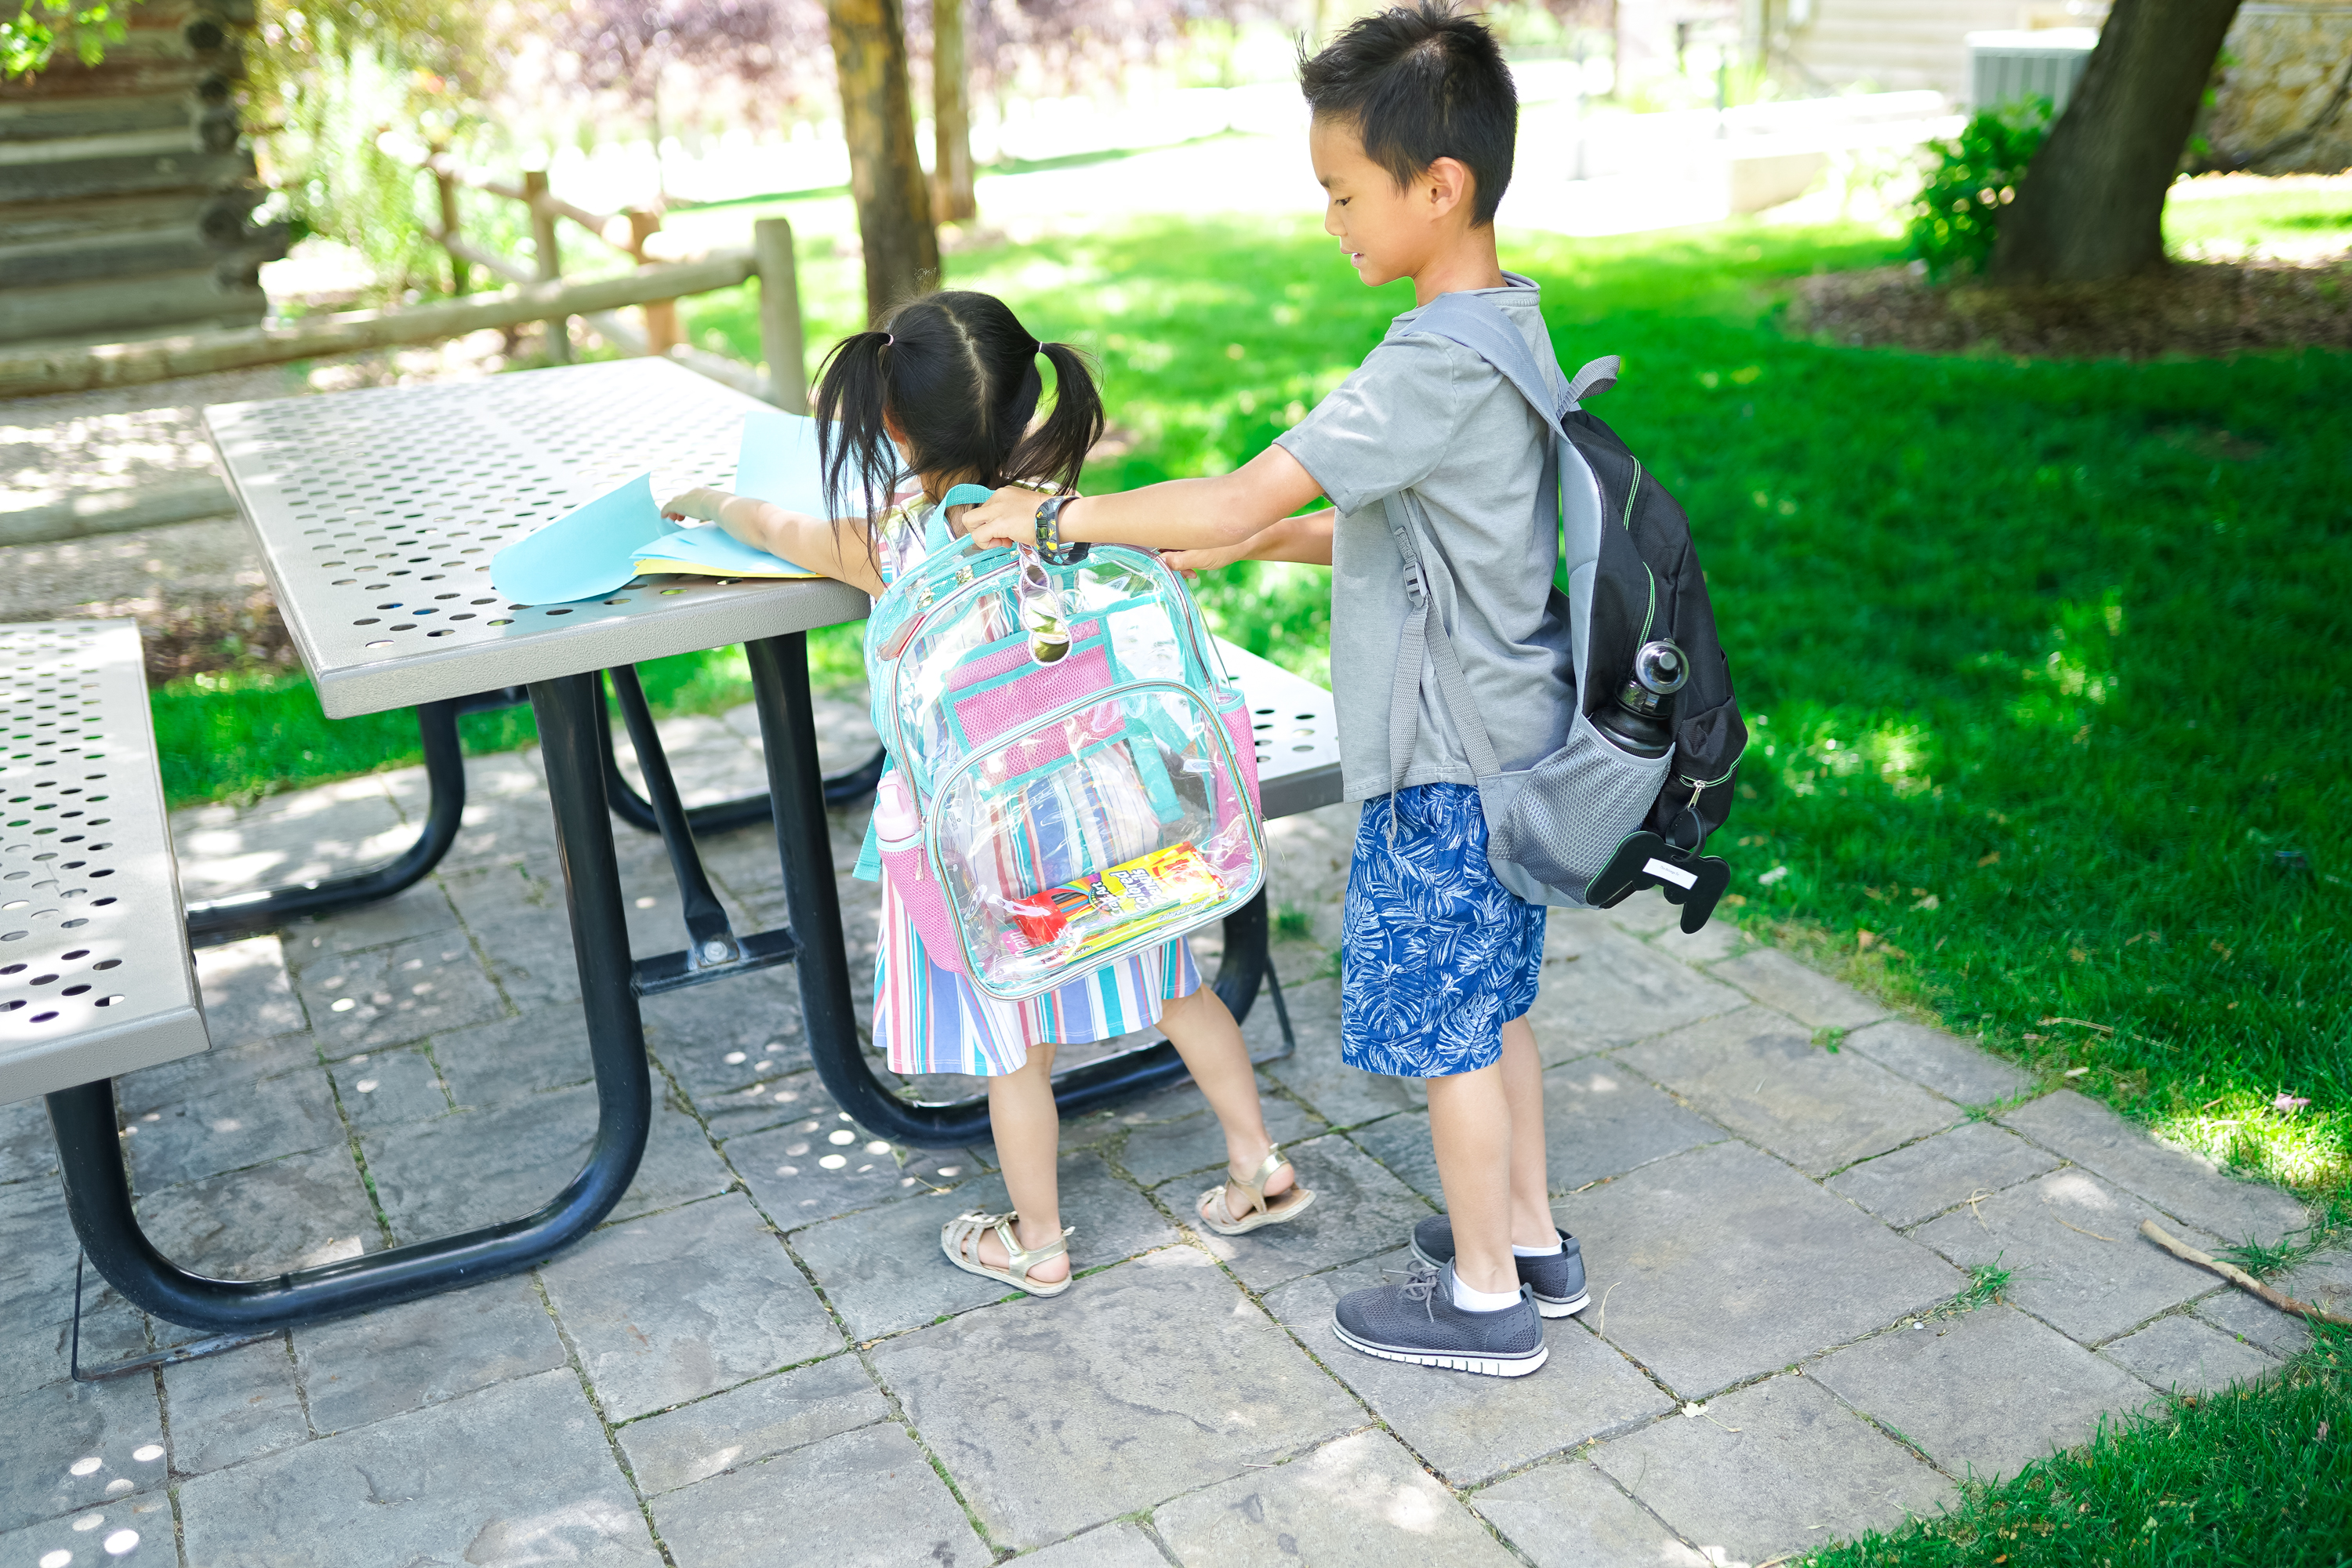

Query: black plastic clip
[1586,832,1730,934]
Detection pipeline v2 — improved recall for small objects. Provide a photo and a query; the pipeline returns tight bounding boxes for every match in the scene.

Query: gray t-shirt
[1275,276,1575,801]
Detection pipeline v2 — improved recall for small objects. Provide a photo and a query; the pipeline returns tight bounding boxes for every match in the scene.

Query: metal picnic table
[14,357,1342,1341]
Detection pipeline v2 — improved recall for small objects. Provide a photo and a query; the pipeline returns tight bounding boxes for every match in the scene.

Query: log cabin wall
[0,0,287,347]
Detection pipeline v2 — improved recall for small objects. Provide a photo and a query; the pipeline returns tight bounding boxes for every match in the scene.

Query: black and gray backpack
[1377,293,1747,931]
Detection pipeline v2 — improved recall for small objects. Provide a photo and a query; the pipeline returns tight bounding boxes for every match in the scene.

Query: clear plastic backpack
[863,488,1266,1001]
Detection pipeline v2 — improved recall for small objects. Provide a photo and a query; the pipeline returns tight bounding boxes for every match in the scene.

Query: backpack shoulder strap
[1379,493,1501,809]
[1378,292,1610,805]
[1410,292,1621,424]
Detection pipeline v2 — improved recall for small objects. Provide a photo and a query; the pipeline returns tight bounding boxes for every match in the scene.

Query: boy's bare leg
[1156,985,1295,1217]
[975,1041,1070,1283]
[1426,1060,1517,1296]
[1500,1016,1556,1247]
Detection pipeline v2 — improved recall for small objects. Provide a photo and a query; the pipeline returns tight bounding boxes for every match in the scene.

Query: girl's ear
[882,410,906,445]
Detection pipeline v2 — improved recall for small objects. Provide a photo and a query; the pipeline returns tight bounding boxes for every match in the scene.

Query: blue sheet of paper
[489,472,668,604]
[733,406,829,513]
[632,523,818,578]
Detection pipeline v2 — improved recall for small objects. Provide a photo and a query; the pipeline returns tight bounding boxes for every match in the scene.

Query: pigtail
[812,330,902,521]
[1004,341,1106,498]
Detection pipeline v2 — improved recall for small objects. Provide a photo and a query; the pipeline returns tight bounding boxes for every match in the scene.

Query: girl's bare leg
[1156,986,1295,1219]
[975,1040,1069,1282]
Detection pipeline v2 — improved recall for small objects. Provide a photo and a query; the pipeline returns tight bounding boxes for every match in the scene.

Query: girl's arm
[961,444,1323,556]
[661,487,886,597]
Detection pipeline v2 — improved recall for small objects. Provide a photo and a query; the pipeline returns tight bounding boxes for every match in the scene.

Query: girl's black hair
[811,290,1106,535]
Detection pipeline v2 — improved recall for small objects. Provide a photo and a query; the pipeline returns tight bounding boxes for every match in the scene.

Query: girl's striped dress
[853,492,1200,1078]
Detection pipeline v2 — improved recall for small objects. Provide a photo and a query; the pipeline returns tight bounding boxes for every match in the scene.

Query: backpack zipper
[1621,457,1642,531]
[1677,739,1748,790]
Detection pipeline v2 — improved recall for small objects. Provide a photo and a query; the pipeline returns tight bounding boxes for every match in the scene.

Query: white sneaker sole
[1409,1241,1588,1319]
[1330,1320,1550,1378]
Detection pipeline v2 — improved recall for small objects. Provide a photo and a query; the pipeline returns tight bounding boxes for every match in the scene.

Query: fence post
[434,159,468,296]
[628,209,681,358]
[524,170,572,365]
[752,216,808,414]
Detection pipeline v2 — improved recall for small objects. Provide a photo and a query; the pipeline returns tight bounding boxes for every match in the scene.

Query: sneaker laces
[1392,1265,1443,1321]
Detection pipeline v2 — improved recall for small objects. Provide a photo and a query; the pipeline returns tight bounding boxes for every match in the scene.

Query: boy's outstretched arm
[963,444,1328,561]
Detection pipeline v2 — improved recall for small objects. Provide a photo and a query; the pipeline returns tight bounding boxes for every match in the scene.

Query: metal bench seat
[0,620,209,1108]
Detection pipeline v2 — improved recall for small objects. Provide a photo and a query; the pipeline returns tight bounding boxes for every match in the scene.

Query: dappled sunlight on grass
[2154,1100,2349,1196]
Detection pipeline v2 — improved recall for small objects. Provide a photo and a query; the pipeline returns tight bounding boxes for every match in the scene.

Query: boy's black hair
[1298,3,1517,227]
[812,290,1105,534]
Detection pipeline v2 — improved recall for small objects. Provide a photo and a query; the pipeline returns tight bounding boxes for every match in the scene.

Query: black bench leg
[182,693,496,948]
[744,635,1290,1152]
[49,672,654,1333]
[596,670,887,839]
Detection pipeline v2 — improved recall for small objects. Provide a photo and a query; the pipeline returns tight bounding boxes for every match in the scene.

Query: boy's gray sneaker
[1330,1262,1548,1378]
[1410,1218,1589,1318]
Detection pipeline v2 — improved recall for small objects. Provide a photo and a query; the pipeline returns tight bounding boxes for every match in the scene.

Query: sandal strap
[1229,1147,1290,1217]
[973,1211,1070,1287]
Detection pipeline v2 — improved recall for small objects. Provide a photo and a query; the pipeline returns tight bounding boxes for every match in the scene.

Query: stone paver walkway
[0,706,2332,1568]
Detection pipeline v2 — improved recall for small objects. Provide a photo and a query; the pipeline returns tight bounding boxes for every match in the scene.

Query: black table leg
[46,672,652,1333]
[748,629,1291,1150]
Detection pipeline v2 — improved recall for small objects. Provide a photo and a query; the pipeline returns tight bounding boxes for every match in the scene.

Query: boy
[965,2,1584,1376]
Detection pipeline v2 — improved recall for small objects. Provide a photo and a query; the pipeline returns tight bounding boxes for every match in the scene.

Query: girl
[662,291,1313,1294]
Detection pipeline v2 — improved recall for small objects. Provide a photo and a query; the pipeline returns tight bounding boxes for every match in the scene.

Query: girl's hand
[960,484,1047,550]
[660,486,730,524]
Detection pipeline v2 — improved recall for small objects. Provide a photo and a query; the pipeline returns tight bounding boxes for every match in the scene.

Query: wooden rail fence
[1,184,809,413]
[2,189,811,545]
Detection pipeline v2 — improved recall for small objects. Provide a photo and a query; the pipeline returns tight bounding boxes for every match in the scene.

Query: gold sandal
[941,1210,1074,1298]
[1196,1147,1316,1236]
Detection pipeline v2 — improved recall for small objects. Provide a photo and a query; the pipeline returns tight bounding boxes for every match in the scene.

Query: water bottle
[1592,640,1687,758]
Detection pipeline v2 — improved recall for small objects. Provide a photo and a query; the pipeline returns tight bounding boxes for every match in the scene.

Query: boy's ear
[1424,156,1476,223]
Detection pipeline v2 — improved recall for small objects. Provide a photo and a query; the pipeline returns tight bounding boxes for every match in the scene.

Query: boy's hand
[660,486,728,523]
[960,485,1046,550]
[1160,538,1255,579]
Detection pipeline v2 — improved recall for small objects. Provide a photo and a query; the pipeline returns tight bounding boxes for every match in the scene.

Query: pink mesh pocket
[873,771,967,972]
[945,619,1102,692]
[950,642,1112,750]
[1221,701,1261,808]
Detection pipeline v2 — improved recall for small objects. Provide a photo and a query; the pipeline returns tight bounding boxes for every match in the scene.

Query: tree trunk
[826,0,938,319]
[931,0,978,223]
[1991,0,2242,285]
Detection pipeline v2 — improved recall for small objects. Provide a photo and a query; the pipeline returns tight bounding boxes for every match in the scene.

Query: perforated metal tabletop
[1223,641,1342,819]
[0,621,206,1105]
[204,358,868,720]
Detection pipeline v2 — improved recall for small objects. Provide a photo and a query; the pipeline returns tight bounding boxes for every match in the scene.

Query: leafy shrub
[2,0,140,79]
[1904,100,2052,281]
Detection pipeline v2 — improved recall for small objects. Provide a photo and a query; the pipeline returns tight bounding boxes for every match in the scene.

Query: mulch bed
[138,588,300,684]
[1785,256,2352,359]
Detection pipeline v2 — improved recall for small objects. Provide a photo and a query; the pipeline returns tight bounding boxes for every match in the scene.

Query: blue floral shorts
[1340,783,1546,1079]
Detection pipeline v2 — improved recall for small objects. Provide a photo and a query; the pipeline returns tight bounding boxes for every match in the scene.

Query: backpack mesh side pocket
[1497,711,1671,892]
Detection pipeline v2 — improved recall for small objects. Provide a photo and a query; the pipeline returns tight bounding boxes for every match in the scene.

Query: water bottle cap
[1632,640,1689,697]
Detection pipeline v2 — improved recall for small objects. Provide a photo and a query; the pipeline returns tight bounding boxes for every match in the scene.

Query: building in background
[0,0,287,348]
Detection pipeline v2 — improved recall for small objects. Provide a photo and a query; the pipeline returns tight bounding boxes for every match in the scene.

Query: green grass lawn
[1809,1323,2350,1567]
